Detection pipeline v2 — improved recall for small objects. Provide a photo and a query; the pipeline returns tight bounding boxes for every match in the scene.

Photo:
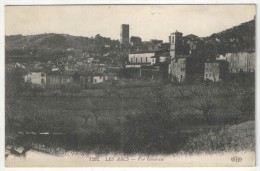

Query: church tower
[169,31,183,74]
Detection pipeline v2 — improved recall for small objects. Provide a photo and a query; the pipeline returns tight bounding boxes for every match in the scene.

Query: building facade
[225,52,255,73]
[46,72,74,86]
[24,72,46,87]
[204,60,229,82]
[171,57,200,82]
[93,74,104,84]
[169,31,183,77]
[127,52,156,66]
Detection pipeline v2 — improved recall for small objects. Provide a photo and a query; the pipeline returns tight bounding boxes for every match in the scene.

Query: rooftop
[171,30,183,35]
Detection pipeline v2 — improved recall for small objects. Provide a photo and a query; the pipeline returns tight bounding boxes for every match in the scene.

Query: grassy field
[6,80,255,154]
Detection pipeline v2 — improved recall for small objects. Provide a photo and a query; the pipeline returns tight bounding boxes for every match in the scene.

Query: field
[6,79,255,154]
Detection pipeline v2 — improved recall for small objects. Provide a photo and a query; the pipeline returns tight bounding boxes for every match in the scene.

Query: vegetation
[183,121,255,153]
[5,33,120,61]
[5,68,255,154]
[204,18,255,54]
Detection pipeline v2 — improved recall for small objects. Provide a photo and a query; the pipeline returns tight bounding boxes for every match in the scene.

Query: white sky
[5,5,255,42]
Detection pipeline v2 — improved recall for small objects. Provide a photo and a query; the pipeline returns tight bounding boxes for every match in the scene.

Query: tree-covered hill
[203,18,255,54]
[5,33,120,60]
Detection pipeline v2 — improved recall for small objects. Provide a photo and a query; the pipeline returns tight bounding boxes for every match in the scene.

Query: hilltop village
[6,18,255,89]
[5,16,256,156]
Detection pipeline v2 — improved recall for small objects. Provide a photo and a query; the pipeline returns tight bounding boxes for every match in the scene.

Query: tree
[5,67,27,138]
[122,84,176,153]
[192,87,216,124]
[193,97,216,123]
[6,67,26,101]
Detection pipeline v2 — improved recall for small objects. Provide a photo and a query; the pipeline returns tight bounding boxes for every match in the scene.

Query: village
[6,20,255,91]
[4,5,256,161]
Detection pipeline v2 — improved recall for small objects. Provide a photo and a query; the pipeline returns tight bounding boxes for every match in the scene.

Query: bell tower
[170,30,183,59]
[169,31,183,74]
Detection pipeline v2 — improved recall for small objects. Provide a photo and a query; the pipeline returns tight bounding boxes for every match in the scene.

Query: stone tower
[169,31,183,74]
[120,24,129,44]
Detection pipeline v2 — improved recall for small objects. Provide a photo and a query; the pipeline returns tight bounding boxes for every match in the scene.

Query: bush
[183,121,255,153]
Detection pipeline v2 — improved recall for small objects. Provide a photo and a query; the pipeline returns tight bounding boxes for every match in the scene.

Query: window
[136,58,137,63]
[206,74,208,77]
[245,63,247,66]
[213,74,215,77]
[131,58,133,63]
[146,57,148,63]
[209,74,212,77]
[172,36,175,43]
[249,62,250,66]
[100,76,102,79]
[141,58,142,63]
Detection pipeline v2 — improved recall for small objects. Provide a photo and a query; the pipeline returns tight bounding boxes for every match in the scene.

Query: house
[171,55,206,82]
[225,52,255,73]
[169,31,206,82]
[171,57,187,82]
[46,72,74,86]
[140,65,161,80]
[24,71,46,87]
[127,52,155,67]
[204,60,229,82]
[93,73,104,84]
[150,51,171,80]
[104,69,119,81]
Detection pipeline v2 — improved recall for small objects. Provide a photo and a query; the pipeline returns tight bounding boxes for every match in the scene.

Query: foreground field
[6,80,255,154]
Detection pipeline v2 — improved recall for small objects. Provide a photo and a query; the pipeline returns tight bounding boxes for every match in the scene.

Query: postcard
[4,4,256,167]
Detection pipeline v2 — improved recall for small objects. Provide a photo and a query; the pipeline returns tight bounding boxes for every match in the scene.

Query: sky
[5,5,255,42]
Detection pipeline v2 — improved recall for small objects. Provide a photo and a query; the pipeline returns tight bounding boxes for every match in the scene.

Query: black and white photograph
[4,4,256,167]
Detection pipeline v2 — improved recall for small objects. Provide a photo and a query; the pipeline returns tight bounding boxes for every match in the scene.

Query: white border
[0,0,259,171]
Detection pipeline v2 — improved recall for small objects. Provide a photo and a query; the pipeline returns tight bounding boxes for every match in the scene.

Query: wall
[172,58,186,82]
[46,74,74,86]
[93,75,104,84]
[226,52,255,73]
[24,72,46,87]
[204,62,220,82]
[128,53,155,64]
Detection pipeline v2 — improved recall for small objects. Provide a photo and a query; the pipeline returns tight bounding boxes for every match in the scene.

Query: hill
[203,18,255,54]
[5,33,120,61]
[5,18,255,60]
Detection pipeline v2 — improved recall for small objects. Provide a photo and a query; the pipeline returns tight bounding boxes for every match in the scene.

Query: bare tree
[193,97,216,123]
